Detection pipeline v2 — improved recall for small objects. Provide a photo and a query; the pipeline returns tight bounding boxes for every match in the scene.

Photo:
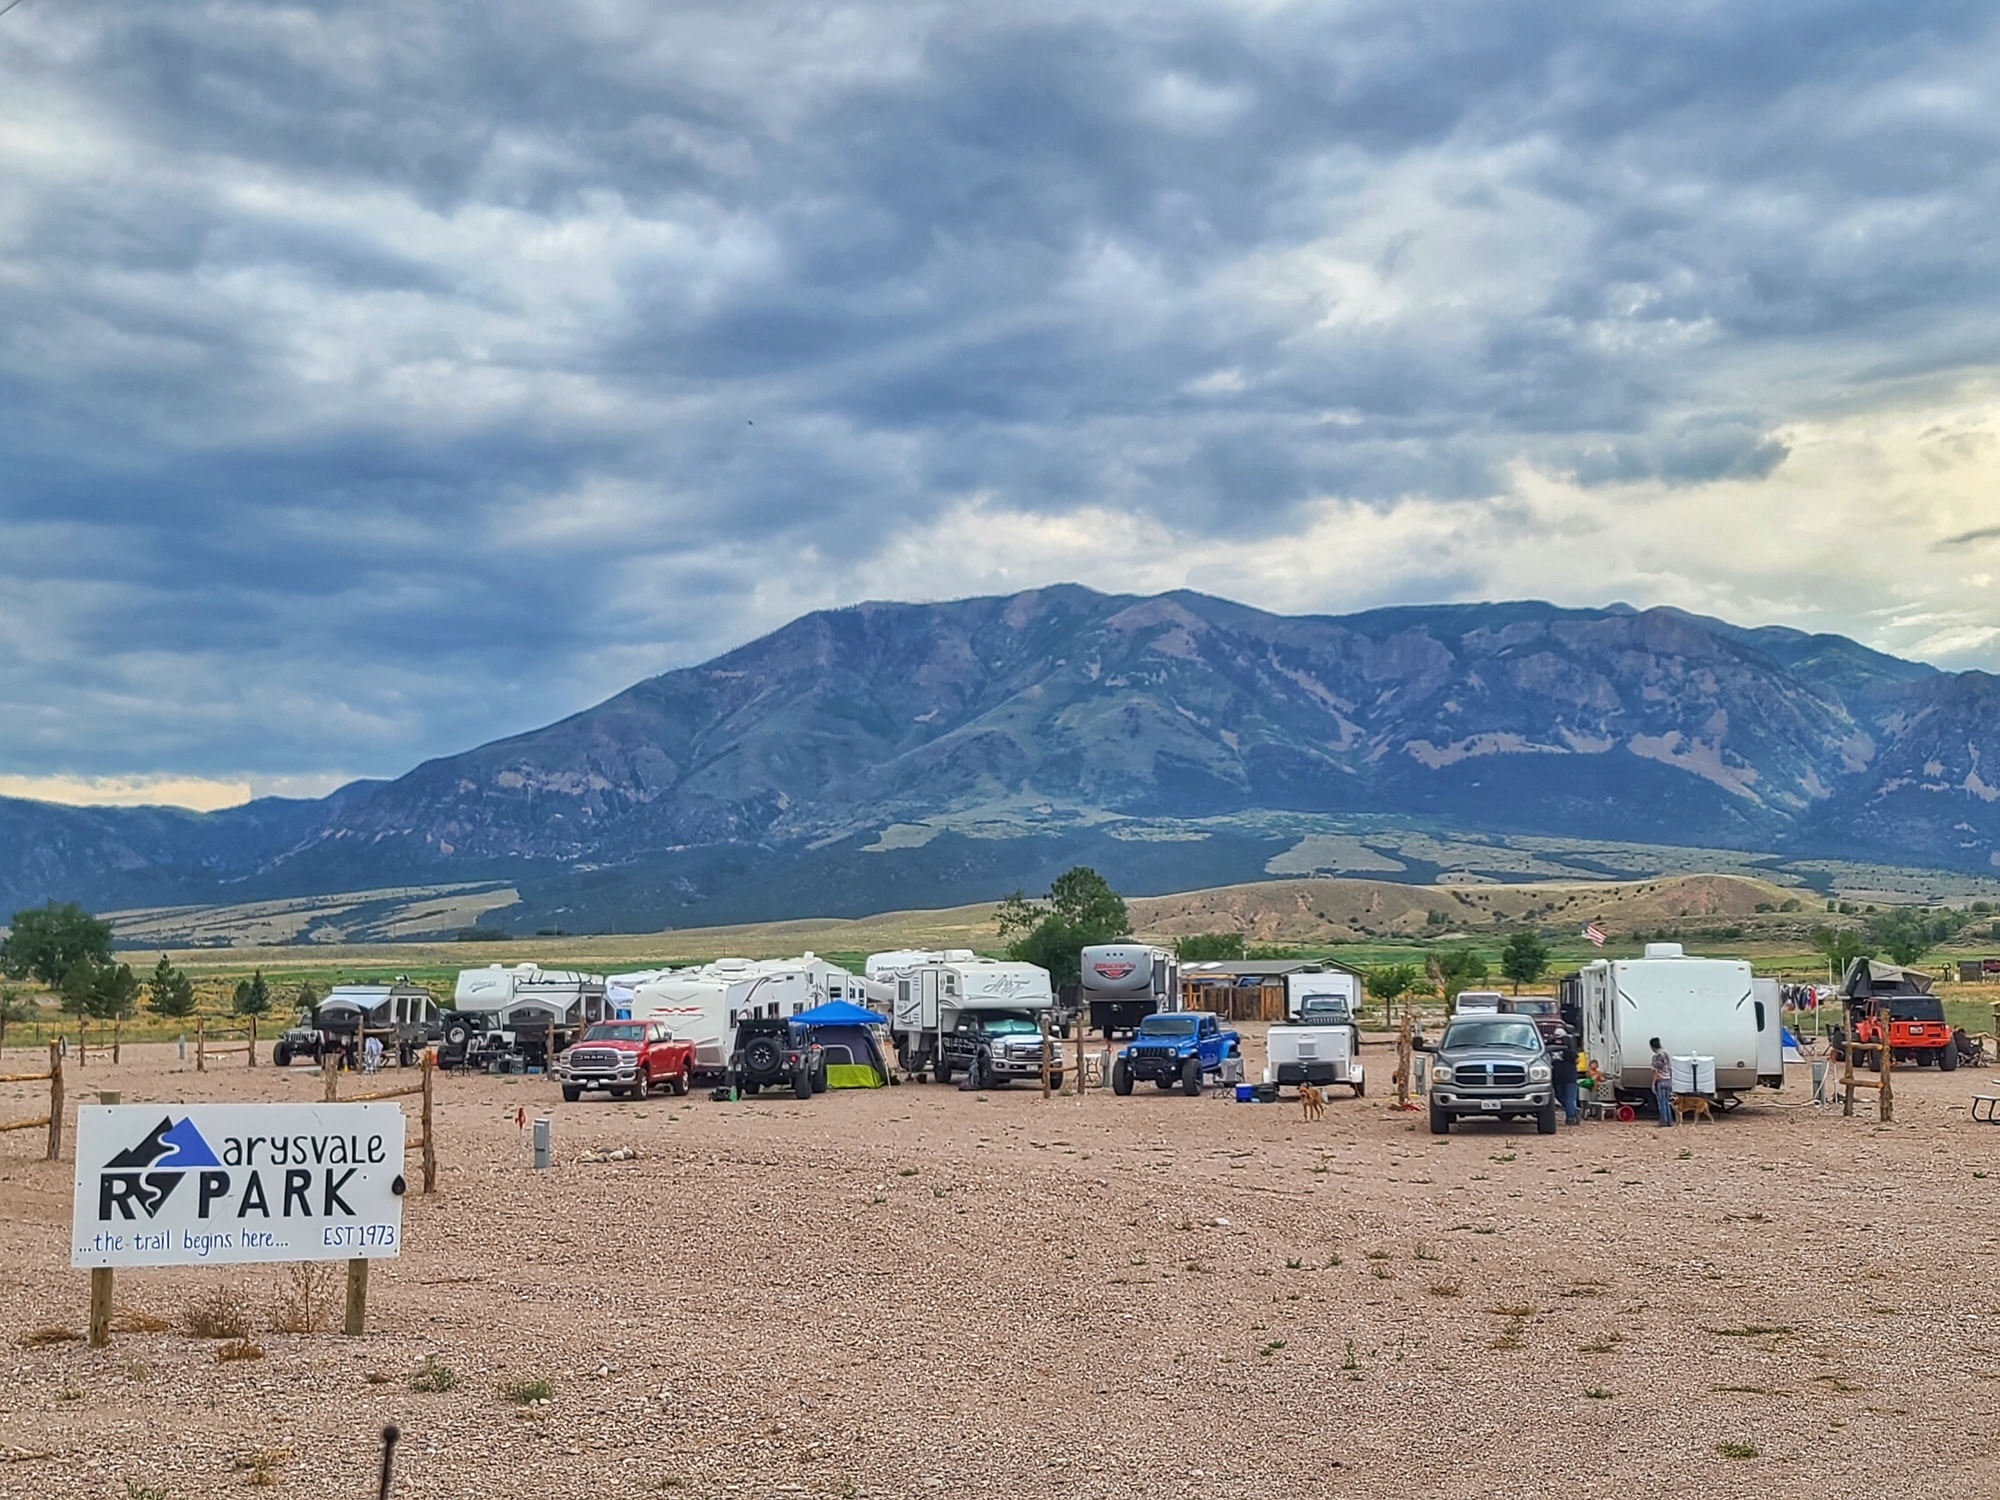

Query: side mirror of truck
[1413,1038,1432,1052]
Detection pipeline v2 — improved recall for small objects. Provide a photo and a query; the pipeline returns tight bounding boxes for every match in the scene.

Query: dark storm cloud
[2,0,1997,792]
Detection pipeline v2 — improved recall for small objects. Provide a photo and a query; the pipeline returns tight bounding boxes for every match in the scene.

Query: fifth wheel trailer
[1574,943,1782,1101]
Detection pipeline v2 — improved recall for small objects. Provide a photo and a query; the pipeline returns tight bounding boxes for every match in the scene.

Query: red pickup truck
[556,1018,696,1101]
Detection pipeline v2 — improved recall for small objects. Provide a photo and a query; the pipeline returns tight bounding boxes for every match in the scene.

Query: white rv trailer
[1575,943,1782,1100]
[865,949,977,982]
[875,954,1055,1079]
[447,963,608,1067]
[624,954,881,1077]
[1079,943,1181,1037]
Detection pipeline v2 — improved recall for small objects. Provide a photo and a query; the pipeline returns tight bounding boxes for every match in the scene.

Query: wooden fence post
[112,1019,120,1067]
[196,1016,206,1074]
[47,1041,63,1162]
[344,1257,369,1336]
[1841,1038,1856,1118]
[247,1015,257,1069]
[1879,1043,1894,1124]
[421,1054,437,1194]
[323,1053,338,1103]
[77,1020,86,1069]
[89,1267,112,1348]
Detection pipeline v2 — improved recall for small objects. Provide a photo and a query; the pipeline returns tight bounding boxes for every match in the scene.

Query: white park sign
[71,1103,406,1269]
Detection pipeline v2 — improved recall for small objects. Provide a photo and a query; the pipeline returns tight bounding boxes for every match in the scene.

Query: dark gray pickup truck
[1426,1016,1556,1135]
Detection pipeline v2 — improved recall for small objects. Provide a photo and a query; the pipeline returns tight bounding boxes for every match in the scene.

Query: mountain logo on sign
[98,1115,222,1220]
[1092,961,1136,980]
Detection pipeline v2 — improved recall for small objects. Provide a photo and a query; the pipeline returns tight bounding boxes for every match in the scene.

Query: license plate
[1479,1100,1504,1111]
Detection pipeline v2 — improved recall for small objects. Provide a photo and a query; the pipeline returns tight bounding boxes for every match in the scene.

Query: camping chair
[1957,1030,1989,1069]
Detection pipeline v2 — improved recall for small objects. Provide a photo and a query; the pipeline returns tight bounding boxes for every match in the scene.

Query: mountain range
[6,585,1998,937]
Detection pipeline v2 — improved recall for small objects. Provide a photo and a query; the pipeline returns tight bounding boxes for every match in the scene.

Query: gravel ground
[1,1034,1994,1499]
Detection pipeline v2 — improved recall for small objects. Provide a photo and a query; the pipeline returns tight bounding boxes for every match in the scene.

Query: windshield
[1510,999,1555,1015]
[1299,997,1350,1018]
[1138,1016,1198,1036]
[583,1023,645,1043]
[1441,1020,1541,1051]
[1889,997,1946,1023]
[978,1016,1042,1035]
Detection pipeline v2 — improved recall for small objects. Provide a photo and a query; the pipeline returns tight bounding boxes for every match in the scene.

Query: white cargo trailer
[1575,943,1781,1101]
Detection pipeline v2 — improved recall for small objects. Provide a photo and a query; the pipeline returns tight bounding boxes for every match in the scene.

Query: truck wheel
[671,1064,691,1096]
[793,1068,813,1101]
[1941,1043,1960,1073]
[811,1060,828,1094]
[1537,1102,1557,1135]
[1429,1103,1450,1135]
[561,1085,582,1103]
[273,1043,291,1068]
[1050,1072,1064,1092]
[1181,1058,1203,1097]
[1112,1059,1133,1096]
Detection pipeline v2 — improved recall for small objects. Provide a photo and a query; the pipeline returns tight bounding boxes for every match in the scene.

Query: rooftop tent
[792,1000,892,1087]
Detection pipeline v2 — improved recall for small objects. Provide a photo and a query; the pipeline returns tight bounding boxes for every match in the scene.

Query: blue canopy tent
[792,1000,893,1087]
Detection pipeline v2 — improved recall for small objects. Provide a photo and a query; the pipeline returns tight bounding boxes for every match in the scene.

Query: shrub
[183,1283,252,1340]
[411,1356,461,1393]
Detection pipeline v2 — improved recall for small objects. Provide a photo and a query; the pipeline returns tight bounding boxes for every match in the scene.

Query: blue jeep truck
[1112,1011,1240,1097]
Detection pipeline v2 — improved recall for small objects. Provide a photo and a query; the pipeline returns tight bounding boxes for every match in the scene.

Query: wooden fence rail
[0,1042,64,1160]
[322,1052,437,1193]
[195,1016,257,1072]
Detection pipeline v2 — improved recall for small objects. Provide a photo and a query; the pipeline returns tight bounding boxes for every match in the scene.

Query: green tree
[1864,907,1968,967]
[1499,931,1550,993]
[1810,925,1870,979]
[996,867,1130,989]
[295,980,321,1021]
[0,901,113,988]
[87,962,140,1023]
[1175,933,1248,962]
[1365,962,1423,1027]
[0,986,35,1051]
[232,969,272,1018]
[57,959,99,1020]
[1432,947,1490,1011]
[145,953,196,1019]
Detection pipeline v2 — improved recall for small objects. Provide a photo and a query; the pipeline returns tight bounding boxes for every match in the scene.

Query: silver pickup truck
[1425,1015,1555,1134]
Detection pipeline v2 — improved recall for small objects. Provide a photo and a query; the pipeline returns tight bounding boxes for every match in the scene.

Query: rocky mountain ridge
[4,586,1995,931]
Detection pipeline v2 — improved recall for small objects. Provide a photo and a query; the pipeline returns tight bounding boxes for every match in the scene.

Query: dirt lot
[1,1034,1996,1499]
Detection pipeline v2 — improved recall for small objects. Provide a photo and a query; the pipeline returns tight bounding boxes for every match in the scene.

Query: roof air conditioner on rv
[1643,943,1686,960]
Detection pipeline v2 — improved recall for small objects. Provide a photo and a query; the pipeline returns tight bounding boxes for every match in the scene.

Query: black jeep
[727,1017,825,1100]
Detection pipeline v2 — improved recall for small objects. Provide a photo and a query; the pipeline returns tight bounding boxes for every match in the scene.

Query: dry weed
[111,1306,171,1334]
[216,1338,264,1362]
[183,1282,252,1340]
[270,1263,339,1335]
[18,1326,82,1347]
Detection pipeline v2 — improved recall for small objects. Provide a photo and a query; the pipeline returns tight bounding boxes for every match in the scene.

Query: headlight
[1529,1062,1552,1083]
[1430,1064,1453,1083]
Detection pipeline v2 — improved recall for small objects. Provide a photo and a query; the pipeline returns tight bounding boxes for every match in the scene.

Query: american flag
[1583,921,1607,947]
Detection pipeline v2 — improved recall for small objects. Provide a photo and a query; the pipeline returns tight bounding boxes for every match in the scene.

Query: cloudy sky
[3,0,1998,810]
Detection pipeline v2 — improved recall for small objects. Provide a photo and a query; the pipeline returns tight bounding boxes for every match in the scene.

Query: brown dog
[1675,1094,1714,1124]
[1300,1084,1325,1121]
